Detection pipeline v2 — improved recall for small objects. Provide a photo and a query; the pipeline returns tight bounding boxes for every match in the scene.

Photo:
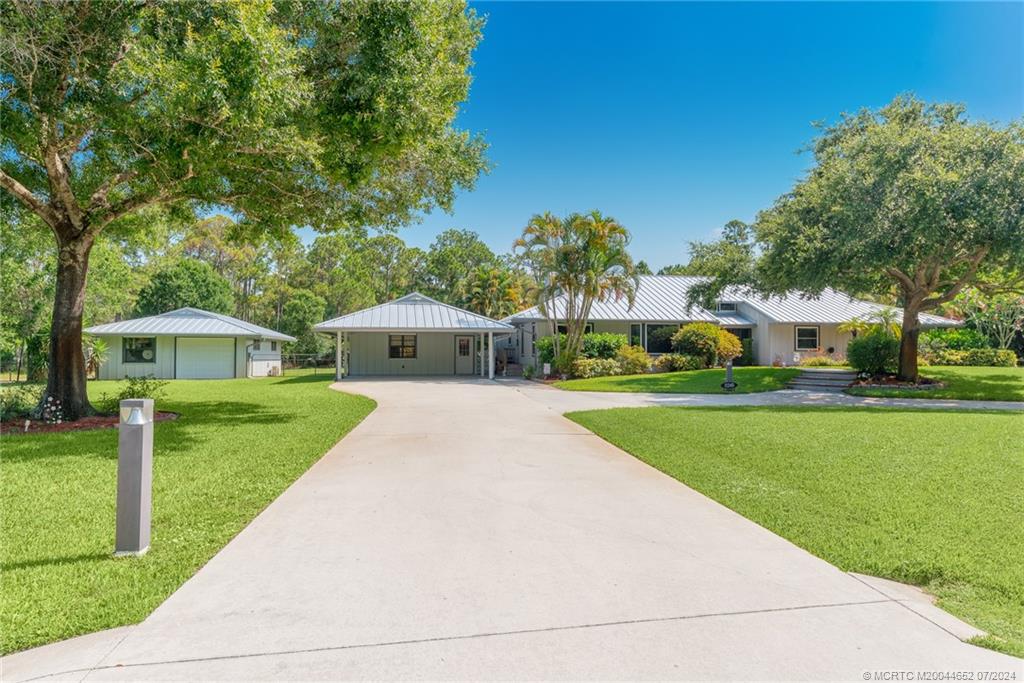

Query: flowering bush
[799,355,847,367]
[615,345,652,375]
[39,395,65,424]
[571,358,622,378]
[654,353,704,372]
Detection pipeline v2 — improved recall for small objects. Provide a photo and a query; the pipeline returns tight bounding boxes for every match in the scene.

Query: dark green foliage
[738,337,755,366]
[135,260,234,316]
[646,325,678,353]
[537,332,628,364]
[847,332,900,375]
[280,290,328,355]
[924,349,1018,367]
[921,328,991,353]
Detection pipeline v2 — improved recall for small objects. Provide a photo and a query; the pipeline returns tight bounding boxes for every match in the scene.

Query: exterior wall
[249,340,282,377]
[97,335,176,380]
[761,323,853,366]
[98,335,260,379]
[347,331,482,376]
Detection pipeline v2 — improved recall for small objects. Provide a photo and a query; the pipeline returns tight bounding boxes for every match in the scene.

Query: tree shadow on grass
[1,400,298,463]
[1,551,111,573]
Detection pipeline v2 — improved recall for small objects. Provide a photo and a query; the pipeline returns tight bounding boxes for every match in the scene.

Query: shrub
[920,328,989,354]
[615,345,652,375]
[737,337,755,366]
[571,357,622,379]
[0,384,44,420]
[654,353,704,372]
[536,332,629,365]
[923,348,1018,367]
[97,375,170,414]
[799,356,847,367]
[522,364,536,380]
[716,329,742,363]
[671,323,720,367]
[847,332,899,376]
[646,326,678,353]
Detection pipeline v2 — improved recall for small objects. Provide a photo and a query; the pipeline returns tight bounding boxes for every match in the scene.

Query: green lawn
[555,366,800,393]
[567,406,1024,657]
[847,365,1024,402]
[0,373,374,654]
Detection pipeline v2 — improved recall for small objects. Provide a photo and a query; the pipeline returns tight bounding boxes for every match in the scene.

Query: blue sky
[400,1,1023,269]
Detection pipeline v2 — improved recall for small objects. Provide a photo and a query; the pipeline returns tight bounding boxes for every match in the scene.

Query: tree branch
[87,170,139,210]
[0,169,58,228]
[919,248,991,309]
[884,267,917,293]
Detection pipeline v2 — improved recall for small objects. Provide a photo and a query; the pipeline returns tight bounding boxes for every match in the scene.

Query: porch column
[479,333,485,377]
[488,332,494,379]
[335,331,342,381]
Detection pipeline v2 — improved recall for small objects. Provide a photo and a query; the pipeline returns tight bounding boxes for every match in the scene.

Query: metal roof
[505,276,725,324]
[86,308,296,341]
[314,293,513,332]
[735,287,957,327]
[504,276,959,327]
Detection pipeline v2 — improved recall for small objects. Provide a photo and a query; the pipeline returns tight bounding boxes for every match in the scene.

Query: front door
[454,335,474,375]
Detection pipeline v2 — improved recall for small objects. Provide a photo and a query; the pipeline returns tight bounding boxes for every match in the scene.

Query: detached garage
[86,308,296,380]
[314,293,513,379]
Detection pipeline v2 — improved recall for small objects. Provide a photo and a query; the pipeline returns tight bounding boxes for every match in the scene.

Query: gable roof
[314,293,513,332]
[504,276,960,327]
[86,308,296,341]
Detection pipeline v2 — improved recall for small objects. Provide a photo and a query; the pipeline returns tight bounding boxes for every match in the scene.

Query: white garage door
[176,338,235,379]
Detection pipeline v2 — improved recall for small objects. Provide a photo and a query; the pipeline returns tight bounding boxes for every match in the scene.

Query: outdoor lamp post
[721,359,738,392]
[115,398,154,556]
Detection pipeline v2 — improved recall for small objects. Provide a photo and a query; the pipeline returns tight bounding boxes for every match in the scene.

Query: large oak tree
[692,96,1024,380]
[1,0,487,418]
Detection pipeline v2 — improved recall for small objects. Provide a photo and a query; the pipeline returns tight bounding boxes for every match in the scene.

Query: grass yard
[0,373,374,654]
[555,366,800,393]
[567,406,1024,657]
[847,365,1024,402]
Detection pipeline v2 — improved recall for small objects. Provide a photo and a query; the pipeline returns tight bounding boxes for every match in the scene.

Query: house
[502,275,959,368]
[86,308,296,380]
[314,293,513,379]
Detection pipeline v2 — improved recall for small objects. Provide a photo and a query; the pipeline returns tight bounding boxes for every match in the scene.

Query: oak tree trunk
[898,302,921,383]
[42,231,96,420]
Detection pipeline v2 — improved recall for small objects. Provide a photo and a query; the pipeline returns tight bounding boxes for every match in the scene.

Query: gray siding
[348,331,484,376]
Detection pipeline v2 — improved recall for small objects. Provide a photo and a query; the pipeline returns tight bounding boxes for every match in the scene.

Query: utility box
[115,398,154,557]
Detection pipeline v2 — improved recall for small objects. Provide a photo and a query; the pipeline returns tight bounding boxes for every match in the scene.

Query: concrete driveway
[5,378,1020,681]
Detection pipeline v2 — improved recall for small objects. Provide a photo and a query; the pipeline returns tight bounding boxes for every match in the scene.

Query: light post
[721,359,738,392]
[115,398,154,557]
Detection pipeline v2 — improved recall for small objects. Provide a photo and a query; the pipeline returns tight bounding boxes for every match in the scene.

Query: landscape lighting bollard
[115,398,154,557]
[721,359,738,392]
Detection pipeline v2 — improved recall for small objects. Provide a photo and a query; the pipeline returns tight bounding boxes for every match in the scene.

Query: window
[727,327,752,340]
[458,337,471,357]
[645,324,678,353]
[123,337,156,363]
[270,341,277,351]
[795,326,820,351]
[716,302,738,313]
[556,323,593,335]
[629,323,643,347]
[388,334,417,359]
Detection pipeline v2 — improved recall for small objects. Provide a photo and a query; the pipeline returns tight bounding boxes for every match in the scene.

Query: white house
[86,308,296,380]
[314,293,513,379]
[502,275,959,367]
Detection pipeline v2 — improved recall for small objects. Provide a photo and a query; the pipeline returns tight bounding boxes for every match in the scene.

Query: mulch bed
[1,411,178,436]
[851,376,946,391]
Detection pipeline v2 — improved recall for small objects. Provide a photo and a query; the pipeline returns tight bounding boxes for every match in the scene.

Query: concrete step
[788,367,856,391]
[788,380,851,391]
[798,370,857,380]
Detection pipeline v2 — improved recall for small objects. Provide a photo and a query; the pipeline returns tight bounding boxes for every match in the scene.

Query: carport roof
[314,293,513,332]
[86,308,296,341]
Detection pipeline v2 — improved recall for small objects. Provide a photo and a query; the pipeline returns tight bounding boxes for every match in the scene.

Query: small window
[716,302,738,313]
[389,334,416,359]
[123,337,156,363]
[458,337,471,357]
[795,326,820,351]
[270,341,277,351]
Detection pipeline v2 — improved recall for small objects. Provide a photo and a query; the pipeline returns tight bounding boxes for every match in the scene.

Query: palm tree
[458,265,526,320]
[838,308,902,338]
[83,337,108,380]
[515,211,639,371]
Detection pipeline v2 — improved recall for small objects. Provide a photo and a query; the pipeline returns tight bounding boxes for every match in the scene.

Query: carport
[313,293,514,379]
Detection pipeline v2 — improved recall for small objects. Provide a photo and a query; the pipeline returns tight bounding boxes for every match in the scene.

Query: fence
[280,354,337,376]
